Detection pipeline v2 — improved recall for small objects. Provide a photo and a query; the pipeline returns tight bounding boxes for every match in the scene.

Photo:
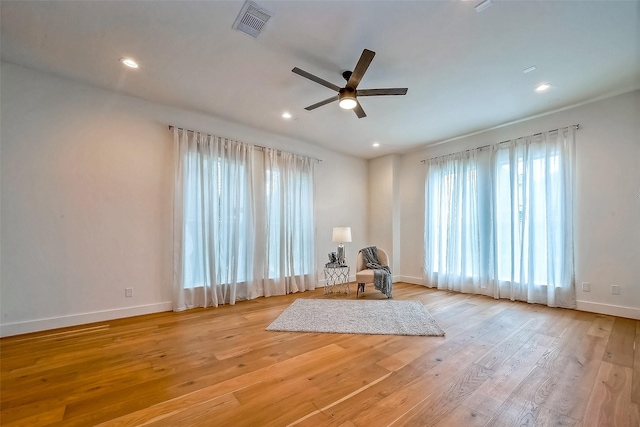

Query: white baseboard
[385,280,640,319]
[0,302,173,337]
[576,300,640,320]
[394,275,423,285]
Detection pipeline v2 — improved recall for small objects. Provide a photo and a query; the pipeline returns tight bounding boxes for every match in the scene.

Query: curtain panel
[424,126,576,308]
[172,128,316,311]
[263,148,316,296]
[424,148,495,296]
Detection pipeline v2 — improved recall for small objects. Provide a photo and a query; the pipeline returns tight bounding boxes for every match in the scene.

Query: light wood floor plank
[389,363,492,426]
[544,332,610,420]
[534,408,582,427]
[436,396,500,426]
[583,361,633,427]
[630,402,640,427]
[603,317,636,368]
[632,321,640,405]
[484,365,559,427]
[1,283,638,427]
[463,331,556,411]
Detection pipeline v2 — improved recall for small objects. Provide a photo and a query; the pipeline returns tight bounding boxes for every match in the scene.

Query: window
[494,147,562,286]
[173,128,317,310]
[430,166,479,276]
[182,154,251,289]
[424,127,576,308]
[264,154,315,280]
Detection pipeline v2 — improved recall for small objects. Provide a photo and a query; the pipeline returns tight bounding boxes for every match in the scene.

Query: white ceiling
[1,0,639,159]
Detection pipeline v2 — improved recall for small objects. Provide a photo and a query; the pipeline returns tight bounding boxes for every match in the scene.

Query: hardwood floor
[2,283,639,426]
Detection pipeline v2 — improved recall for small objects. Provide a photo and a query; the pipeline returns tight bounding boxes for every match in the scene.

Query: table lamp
[332,226,352,265]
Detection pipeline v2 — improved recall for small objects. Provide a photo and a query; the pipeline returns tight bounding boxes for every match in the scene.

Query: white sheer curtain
[173,128,317,311]
[424,126,576,308]
[492,127,576,307]
[424,148,495,296]
[262,148,316,296]
[173,128,257,310]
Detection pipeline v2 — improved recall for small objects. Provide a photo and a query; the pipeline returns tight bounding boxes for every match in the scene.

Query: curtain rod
[420,124,579,163]
[168,125,322,162]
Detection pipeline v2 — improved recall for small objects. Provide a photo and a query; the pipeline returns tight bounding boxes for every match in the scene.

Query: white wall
[3,61,637,337]
[0,62,368,336]
[367,156,393,263]
[399,90,640,319]
[366,154,402,275]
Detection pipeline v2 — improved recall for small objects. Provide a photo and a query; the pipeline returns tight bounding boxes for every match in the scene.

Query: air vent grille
[233,1,272,38]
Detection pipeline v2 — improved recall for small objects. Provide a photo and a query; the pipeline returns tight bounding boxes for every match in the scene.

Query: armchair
[355,247,391,298]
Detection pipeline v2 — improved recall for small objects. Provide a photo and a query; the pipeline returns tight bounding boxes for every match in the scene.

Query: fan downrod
[342,71,352,82]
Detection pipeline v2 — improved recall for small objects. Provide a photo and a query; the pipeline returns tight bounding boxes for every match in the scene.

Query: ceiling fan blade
[347,49,375,89]
[357,88,408,96]
[353,102,366,118]
[292,67,341,92]
[304,95,339,111]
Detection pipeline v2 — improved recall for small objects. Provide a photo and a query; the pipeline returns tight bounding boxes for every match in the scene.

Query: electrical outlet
[125,288,133,298]
[582,282,590,292]
[611,285,620,295]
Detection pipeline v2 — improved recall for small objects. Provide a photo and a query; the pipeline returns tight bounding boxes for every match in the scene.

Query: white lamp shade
[332,227,352,243]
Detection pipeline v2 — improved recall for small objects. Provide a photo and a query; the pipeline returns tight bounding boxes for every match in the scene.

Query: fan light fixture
[292,49,408,118]
[339,98,357,109]
[339,89,357,109]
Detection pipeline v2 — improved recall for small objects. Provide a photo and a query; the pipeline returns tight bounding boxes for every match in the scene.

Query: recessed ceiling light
[120,58,139,68]
[535,83,551,92]
[372,142,380,147]
[281,112,292,119]
[475,0,493,13]
[522,65,537,74]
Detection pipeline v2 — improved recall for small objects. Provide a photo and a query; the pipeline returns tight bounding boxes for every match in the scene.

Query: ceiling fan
[292,49,408,118]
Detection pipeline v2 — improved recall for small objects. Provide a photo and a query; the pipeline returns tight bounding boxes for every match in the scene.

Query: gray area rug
[266,299,445,336]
